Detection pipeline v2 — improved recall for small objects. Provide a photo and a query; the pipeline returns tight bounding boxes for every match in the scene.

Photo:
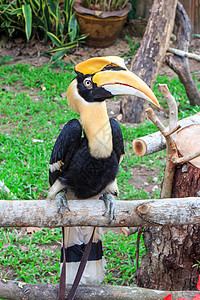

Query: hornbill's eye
[83,77,92,89]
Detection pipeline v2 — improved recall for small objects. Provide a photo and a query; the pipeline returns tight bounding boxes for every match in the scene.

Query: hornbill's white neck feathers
[67,56,159,159]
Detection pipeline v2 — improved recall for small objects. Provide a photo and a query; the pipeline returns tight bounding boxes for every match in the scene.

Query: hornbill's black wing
[110,118,125,163]
[49,119,82,186]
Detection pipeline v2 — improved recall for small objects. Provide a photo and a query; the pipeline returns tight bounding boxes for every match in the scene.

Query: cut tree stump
[132,112,200,157]
[172,124,200,198]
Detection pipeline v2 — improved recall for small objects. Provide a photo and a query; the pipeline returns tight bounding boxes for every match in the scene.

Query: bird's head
[67,56,159,114]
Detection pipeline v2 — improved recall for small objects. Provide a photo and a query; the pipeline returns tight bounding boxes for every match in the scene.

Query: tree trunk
[165,2,200,106]
[135,125,200,290]
[121,0,178,123]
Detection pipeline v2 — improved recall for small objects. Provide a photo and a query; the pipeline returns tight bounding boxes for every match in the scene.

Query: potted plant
[73,0,132,47]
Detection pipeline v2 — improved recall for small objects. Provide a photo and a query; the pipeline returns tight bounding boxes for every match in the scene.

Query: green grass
[103,231,145,286]
[0,227,61,284]
[0,60,198,286]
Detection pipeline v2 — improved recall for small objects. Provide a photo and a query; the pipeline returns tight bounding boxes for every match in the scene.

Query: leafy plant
[120,36,139,59]
[82,0,129,12]
[0,0,86,61]
[0,55,13,65]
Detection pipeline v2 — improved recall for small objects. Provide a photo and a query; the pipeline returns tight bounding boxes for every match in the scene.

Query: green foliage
[0,0,86,60]
[22,4,32,40]
[0,227,61,283]
[0,62,77,199]
[0,55,14,65]
[103,231,145,285]
[153,75,199,119]
[82,0,129,11]
[120,36,139,59]
[193,260,200,269]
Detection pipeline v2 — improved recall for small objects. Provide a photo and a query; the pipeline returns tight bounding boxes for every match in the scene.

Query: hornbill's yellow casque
[48,56,159,285]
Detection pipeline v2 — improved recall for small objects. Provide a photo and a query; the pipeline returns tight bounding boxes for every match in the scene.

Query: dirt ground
[1,24,200,198]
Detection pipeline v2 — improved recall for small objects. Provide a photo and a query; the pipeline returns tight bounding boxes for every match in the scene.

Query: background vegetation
[0,58,199,285]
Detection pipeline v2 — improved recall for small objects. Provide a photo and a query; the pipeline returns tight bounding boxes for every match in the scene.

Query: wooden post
[121,0,178,122]
[165,2,200,106]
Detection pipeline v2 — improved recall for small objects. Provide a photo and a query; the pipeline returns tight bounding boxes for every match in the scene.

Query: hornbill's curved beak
[74,56,159,108]
[93,70,160,107]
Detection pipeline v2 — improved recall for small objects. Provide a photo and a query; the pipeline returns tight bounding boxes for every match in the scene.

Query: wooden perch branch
[146,107,177,198]
[132,112,200,157]
[0,279,198,300]
[0,198,200,228]
[168,47,200,62]
[159,84,178,136]
[172,150,200,165]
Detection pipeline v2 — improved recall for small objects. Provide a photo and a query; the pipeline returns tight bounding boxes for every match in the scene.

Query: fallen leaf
[27,227,41,234]
[18,282,26,288]
[31,187,38,193]
[61,92,67,98]
[40,84,46,91]
[32,138,44,143]
[18,245,29,252]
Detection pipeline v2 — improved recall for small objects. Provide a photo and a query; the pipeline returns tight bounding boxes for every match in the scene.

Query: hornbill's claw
[56,190,70,216]
[99,191,115,224]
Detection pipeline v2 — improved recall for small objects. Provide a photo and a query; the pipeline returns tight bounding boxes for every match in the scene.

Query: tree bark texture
[121,0,178,123]
[0,279,198,300]
[135,125,200,290]
[165,2,200,106]
[135,225,200,290]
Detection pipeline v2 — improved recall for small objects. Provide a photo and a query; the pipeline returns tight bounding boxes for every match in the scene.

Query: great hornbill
[48,56,159,285]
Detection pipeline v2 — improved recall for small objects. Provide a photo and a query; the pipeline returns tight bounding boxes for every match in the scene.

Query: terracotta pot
[73,2,131,47]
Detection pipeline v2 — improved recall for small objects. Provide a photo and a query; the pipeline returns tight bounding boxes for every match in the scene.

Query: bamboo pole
[0,197,200,228]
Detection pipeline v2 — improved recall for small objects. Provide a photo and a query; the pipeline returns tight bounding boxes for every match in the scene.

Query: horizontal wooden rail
[0,279,198,300]
[0,197,200,228]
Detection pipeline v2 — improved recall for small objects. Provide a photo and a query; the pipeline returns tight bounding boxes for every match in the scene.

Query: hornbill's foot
[56,190,70,216]
[99,191,115,224]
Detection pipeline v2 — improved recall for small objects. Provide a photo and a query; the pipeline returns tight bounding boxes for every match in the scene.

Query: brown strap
[58,227,96,300]
[67,227,96,300]
[58,227,66,300]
